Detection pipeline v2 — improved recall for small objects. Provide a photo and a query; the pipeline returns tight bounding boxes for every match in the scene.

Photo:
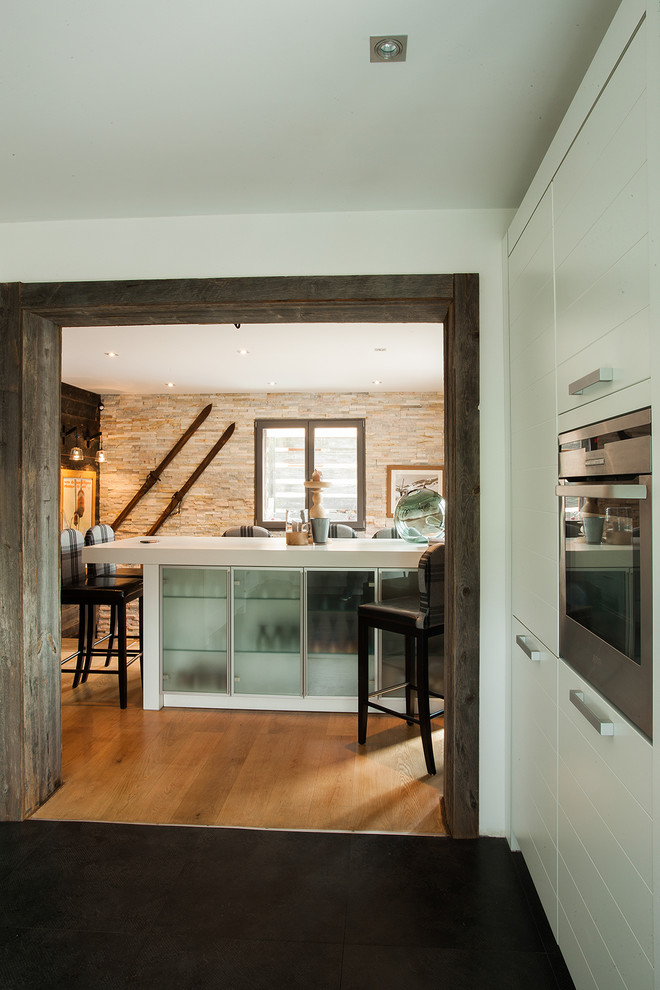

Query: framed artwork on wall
[60,468,96,533]
[386,464,444,517]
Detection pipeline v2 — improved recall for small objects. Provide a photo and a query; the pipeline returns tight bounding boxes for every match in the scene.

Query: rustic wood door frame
[1,273,479,837]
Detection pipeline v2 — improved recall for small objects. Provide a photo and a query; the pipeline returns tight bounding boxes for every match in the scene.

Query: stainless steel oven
[556,407,652,738]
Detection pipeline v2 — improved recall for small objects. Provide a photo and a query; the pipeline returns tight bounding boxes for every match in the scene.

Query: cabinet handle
[569,689,614,735]
[568,368,613,395]
[555,484,647,500]
[515,635,541,661]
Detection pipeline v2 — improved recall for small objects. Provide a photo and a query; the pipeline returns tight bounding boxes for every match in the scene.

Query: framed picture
[386,464,444,517]
[60,468,96,534]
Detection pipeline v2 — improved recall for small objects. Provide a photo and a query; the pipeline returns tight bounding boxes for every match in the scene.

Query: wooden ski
[111,402,213,531]
[146,422,236,535]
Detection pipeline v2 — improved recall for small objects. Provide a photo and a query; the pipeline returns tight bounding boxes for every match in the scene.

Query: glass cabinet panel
[233,569,302,695]
[162,567,228,693]
[306,569,375,696]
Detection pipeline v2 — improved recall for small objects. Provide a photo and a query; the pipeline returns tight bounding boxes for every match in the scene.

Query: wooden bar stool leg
[357,614,370,744]
[416,630,436,776]
[72,602,87,688]
[118,602,128,710]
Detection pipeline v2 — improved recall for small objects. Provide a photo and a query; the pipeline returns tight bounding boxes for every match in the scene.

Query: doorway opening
[2,273,479,836]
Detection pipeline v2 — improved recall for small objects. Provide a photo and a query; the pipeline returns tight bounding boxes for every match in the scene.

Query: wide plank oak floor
[31,642,446,835]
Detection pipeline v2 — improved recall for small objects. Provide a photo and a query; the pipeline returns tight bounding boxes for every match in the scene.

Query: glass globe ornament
[394,487,445,544]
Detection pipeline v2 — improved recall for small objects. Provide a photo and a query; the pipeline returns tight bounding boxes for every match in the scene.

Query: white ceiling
[8,1,621,393]
[61,323,444,394]
[2,0,621,222]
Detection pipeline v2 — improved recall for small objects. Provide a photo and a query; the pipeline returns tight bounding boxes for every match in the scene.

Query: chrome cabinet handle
[515,635,541,662]
[568,368,613,395]
[569,689,614,735]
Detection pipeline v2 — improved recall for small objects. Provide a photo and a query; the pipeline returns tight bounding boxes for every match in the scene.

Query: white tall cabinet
[507,2,656,988]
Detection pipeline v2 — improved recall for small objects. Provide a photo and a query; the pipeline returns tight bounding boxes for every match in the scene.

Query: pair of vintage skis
[111,403,235,535]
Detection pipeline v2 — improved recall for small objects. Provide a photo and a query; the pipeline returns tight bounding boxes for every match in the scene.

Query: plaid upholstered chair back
[417,542,445,630]
[60,528,85,586]
[223,526,271,537]
[328,524,357,538]
[84,524,117,577]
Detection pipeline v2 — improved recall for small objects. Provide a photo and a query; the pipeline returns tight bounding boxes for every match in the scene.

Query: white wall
[0,205,513,834]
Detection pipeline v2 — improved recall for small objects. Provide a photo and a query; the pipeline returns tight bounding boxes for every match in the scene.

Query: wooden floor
[31,641,446,835]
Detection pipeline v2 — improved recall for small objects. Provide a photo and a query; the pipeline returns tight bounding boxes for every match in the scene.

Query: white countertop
[82,535,428,569]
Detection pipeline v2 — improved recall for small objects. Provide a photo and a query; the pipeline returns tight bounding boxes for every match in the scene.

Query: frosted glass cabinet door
[233,569,302,696]
[162,567,229,693]
[306,569,375,696]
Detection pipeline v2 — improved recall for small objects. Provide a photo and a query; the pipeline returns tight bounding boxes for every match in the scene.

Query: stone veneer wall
[99,392,443,537]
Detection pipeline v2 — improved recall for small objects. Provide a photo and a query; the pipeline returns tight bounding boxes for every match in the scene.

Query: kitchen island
[82,536,427,711]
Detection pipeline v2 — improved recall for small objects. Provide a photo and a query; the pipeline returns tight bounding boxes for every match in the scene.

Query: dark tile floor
[0,821,575,989]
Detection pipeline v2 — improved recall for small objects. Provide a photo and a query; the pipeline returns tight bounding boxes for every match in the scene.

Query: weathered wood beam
[21,274,453,326]
[442,273,480,838]
[0,285,62,820]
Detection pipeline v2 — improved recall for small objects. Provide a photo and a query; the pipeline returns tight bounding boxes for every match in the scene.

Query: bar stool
[60,528,143,709]
[84,524,142,667]
[357,542,445,775]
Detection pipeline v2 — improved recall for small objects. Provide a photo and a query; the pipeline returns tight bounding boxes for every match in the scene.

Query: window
[255,419,366,530]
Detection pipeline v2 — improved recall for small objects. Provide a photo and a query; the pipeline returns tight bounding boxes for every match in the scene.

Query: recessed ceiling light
[166,382,175,388]
[105,351,118,357]
[372,379,383,385]
[237,348,249,355]
[267,380,277,386]
[370,35,407,62]
[374,347,387,352]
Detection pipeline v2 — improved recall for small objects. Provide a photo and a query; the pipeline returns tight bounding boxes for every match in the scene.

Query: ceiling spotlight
[267,380,277,386]
[234,323,241,329]
[105,351,118,357]
[238,349,249,356]
[370,35,407,62]
[372,379,383,385]
[166,382,175,388]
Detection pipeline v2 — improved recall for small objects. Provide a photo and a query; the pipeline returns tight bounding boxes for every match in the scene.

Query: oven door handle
[555,484,647,500]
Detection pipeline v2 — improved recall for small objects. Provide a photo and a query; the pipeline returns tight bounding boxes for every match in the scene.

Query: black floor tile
[0,822,57,884]
[152,828,350,942]
[130,932,343,990]
[345,834,543,951]
[341,944,568,990]
[0,822,575,990]
[0,927,146,990]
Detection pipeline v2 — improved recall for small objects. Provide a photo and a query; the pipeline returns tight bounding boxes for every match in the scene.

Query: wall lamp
[61,426,106,464]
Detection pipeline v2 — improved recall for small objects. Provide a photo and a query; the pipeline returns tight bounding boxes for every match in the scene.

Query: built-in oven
[556,407,652,738]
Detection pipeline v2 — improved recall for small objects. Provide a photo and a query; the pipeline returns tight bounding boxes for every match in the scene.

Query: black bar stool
[357,542,445,775]
[60,528,143,709]
[84,524,142,668]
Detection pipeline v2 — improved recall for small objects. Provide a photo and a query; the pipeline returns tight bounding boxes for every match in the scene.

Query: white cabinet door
[508,187,559,653]
[511,618,558,938]
[554,24,649,416]
[557,660,653,990]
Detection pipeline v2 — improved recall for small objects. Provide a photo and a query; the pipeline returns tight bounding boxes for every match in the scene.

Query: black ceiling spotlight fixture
[370,35,407,62]
[234,323,241,329]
